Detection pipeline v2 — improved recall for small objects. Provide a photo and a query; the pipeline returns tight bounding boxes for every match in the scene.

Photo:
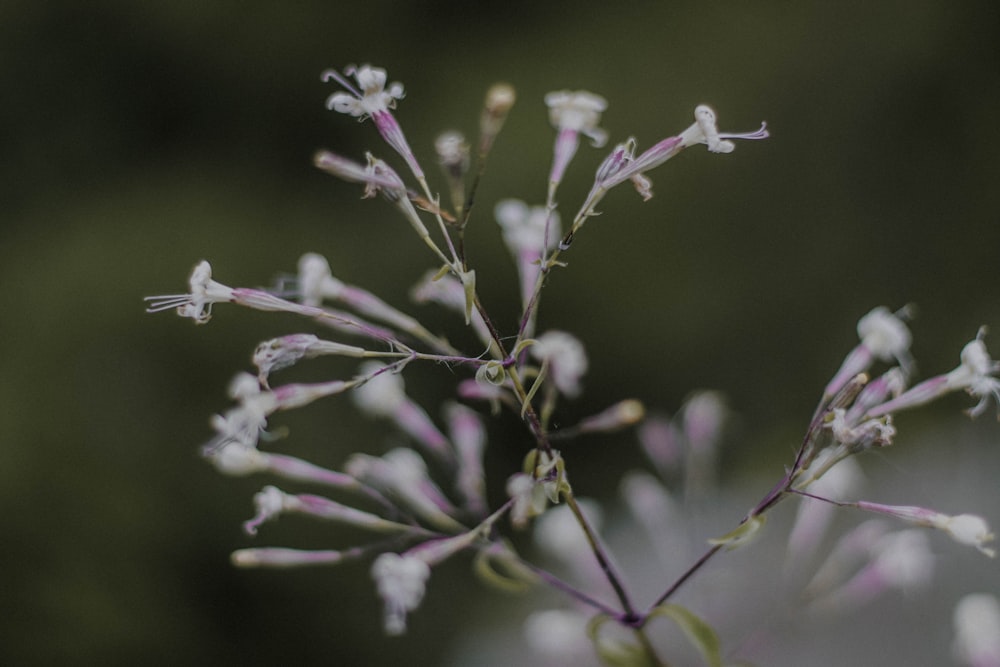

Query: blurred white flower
[531,331,588,398]
[372,552,431,635]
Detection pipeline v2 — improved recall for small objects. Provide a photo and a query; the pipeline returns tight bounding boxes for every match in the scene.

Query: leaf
[586,615,654,667]
[707,514,767,551]
[471,543,537,593]
[648,604,722,667]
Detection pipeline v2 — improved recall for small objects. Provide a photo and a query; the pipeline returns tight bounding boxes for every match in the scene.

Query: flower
[856,501,996,557]
[144,260,235,323]
[534,500,604,580]
[371,552,431,635]
[678,104,769,154]
[495,200,561,261]
[594,105,767,201]
[869,529,935,592]
[253,334,367,385]
[953,593,1000,667]
[531,331,588,398]
[435,131,469,175]
[946,328,1000,417]
[495,199,561,308]
[410,270,493,350]
[243,485,288,535]
[323,64,404,119]
[544,90,608,200]
[322,64,424,181]
[506,473,548,529]
[857,306,913,363]
[445,402,488,516]
[867,328,1000,419]
[826,408,896,449]
[544,90,608,147]
[345,449,462,531]
[681,391,728,453]
[937,514,996,557]
[352,362,407,418]
[313,151,409,201]
[824,306,913,398]
[202,373,275,453]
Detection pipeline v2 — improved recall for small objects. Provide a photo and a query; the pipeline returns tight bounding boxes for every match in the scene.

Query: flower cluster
[148,63,996,664]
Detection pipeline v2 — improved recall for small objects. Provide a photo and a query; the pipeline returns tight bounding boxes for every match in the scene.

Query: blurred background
[3,1,999,664]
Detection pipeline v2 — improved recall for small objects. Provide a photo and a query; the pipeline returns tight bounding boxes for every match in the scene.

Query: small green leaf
[586,615,653,667]
[707,514,767,551]
[471,543,537,593]
[648,603,722,667]
[460,268,476,324]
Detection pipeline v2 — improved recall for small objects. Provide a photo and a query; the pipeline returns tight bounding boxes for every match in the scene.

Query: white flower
[296,253,342,307]
[531,331,588,398]
[826,408,896,449]
[202,374,276,453]
[533,500,603,564]
[144,260,235,323]
[243,485,289,535]
[858,306,913,364]
[495,199,561,259]
[253,334,366,385]
[935,513,996,557]
[544,90,608,147]
[323,64,404,119]
[856,501,996,557]
[946,329,1000,417]
[208,442,268,476]
[679,104,769,154]
[870,529,935,592]
[825,306,913,399]
[352,362,406,418]
[434,131,469,173]
[507,473,547,529]
[787,455,864,564]
[253,334,319,381]
[869,327,1000,418]
[953,593,1000,667]
[681,390,728,453]
[346,449,462,531]
[371,552,431,635]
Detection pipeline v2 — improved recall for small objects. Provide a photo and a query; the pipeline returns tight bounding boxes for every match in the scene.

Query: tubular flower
[867,328,1000,419]
[856,501,996,557]
[323,64,404,119]
[144,260,234,323]
[323,64,423,180]
[825,306,913,398]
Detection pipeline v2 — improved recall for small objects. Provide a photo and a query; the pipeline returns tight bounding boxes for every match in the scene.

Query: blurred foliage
[2,1,999,664]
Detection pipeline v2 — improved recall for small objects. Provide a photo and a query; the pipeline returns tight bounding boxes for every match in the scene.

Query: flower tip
[231,549,259,567]
[485,83,517,114]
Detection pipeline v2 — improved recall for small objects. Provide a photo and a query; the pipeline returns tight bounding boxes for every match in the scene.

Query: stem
[647,471,795,611]
[647,544,724,612]
[518,560,621,616]
[564,490,637,619]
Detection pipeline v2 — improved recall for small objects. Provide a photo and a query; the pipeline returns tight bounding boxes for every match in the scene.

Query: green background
[3,1,999,664]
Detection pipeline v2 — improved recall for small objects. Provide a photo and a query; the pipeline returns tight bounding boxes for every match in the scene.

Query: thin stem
[517,560,621,616]
[417,176,463,269]
[647,471,796,611]
[564,490,637,619]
